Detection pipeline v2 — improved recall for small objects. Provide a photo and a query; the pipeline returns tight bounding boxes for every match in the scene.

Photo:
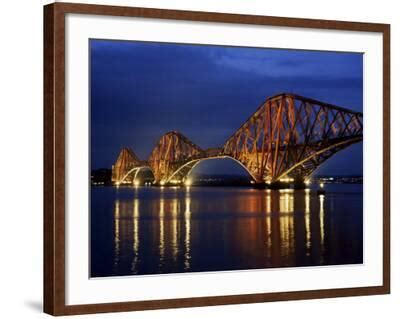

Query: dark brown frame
[44,2,390,316]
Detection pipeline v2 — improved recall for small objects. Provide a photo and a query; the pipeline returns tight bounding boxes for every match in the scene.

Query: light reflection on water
[91,185,363,277]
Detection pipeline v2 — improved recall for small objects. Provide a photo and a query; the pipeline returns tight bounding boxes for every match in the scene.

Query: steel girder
[222,93,363,182]
[111,147,142,184]
[148,131,205,182]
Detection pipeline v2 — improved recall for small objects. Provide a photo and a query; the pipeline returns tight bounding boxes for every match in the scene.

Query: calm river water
[90,185,363,277]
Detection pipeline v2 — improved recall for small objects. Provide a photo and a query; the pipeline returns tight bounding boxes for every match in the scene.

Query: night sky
[90,39,363,176]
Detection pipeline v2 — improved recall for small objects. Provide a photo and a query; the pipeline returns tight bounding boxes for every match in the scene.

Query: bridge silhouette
[111,93,363,186]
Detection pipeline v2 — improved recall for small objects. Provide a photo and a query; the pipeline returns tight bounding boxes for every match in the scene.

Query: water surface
[90,185,363,277]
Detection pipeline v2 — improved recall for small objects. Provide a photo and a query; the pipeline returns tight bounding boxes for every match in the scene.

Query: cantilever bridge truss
[111,93,363,185]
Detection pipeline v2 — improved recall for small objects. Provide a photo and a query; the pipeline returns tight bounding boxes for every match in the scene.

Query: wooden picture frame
[44,2,390,316]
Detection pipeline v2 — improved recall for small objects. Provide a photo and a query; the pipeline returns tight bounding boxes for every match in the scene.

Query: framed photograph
[44,2,390,316]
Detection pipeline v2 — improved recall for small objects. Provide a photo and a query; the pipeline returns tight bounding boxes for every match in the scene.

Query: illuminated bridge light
[184,179,192,187]
[279,177,294,183]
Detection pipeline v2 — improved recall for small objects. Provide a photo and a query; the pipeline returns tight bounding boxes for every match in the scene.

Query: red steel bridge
[111,93,363,186]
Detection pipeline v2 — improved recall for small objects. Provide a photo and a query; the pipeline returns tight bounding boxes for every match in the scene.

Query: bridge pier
[262,178,306,190]
[268,181,291,189]
[293,178,306,189]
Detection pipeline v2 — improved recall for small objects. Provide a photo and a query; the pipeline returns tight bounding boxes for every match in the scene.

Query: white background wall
[0,0,398,318]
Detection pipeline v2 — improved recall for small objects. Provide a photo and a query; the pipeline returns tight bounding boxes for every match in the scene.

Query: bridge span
[111,93,363,186]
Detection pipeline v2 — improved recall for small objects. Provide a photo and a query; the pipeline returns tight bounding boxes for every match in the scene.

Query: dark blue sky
[90,39,363,175]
